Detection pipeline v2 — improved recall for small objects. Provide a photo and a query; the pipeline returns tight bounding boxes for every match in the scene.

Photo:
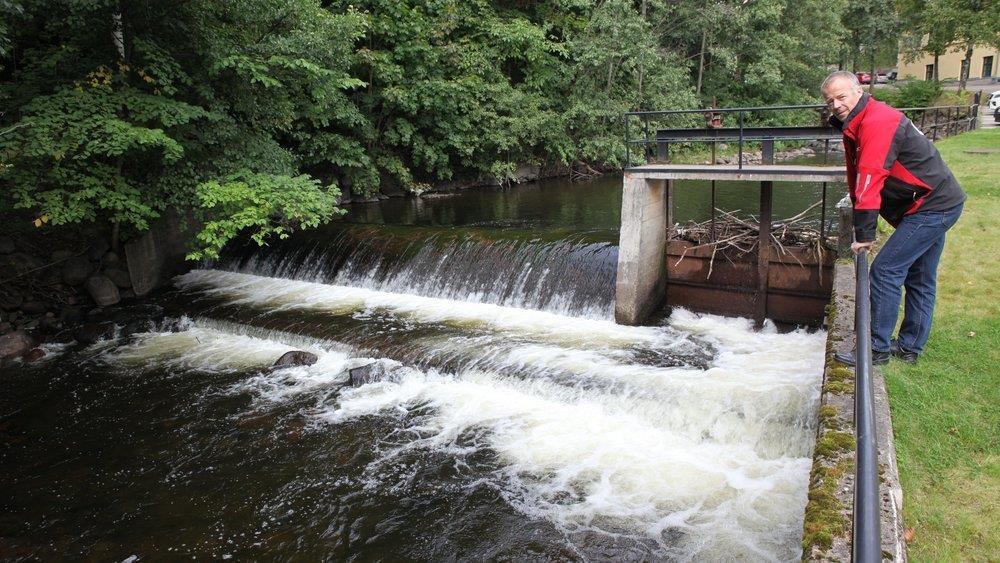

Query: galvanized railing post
[853,250,880,563]
[624,113,631,165]
[737,111,744,169]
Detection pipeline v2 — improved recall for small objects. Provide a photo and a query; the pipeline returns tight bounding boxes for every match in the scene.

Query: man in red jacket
[822,71,966,366]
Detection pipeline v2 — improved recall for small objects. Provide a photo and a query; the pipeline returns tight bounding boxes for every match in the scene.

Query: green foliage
[0,0,356,256]
[189,172,342,260]
[3,83,207,231]
[0,0,871,257]
[872,79,942,108]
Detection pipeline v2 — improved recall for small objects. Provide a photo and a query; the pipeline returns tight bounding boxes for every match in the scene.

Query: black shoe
[890,339,919,364]
[834,348,890,367]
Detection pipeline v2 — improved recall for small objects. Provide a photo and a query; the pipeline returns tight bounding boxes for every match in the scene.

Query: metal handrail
[624,104,831,169]
[853,250,880,563]
[624,103,825,117]
[624,100,979,167]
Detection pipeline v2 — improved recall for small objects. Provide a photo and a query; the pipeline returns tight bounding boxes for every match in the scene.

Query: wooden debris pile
[669,200,835,275]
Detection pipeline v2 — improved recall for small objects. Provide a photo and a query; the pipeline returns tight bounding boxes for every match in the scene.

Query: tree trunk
[696,29,707,96]
[933,52,939,81]
[112,10,125,59]
[959,41,974,91]
[636,0,647,108]
[869,51,877,93]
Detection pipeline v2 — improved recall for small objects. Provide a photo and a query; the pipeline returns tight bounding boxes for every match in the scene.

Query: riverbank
[883,127,999,559]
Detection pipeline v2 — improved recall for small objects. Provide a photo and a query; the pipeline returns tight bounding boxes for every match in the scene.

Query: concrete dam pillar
[615,174,670,325]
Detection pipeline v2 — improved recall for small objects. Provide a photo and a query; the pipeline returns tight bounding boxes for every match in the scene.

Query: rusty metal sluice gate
[617,105,847,327]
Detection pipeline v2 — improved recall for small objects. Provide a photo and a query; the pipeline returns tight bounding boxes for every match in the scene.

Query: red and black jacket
[831,93,965,242]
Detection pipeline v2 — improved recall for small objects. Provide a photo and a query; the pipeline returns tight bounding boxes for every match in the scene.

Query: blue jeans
[869,203,963,354]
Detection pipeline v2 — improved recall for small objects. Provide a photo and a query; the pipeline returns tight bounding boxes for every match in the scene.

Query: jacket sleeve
[852,115,901,242]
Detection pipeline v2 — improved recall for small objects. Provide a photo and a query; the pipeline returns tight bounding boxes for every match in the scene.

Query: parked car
[876,71,889,84]
[855,72,871,84]
[988,90,1000,112]
[994,106,1000,123]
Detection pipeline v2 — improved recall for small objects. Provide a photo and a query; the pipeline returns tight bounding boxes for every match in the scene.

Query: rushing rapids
[1,178,829,561]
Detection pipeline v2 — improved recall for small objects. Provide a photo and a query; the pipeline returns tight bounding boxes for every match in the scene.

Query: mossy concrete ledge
[801,261,906,561]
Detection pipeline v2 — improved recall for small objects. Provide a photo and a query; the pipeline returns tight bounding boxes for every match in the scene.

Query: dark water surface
[343,158,845,233]
[0,164,832,561]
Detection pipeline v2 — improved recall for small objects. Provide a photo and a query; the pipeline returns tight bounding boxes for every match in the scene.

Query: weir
[617,106,847,326]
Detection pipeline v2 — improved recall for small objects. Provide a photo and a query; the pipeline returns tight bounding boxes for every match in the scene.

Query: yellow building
[898,42,1000,81]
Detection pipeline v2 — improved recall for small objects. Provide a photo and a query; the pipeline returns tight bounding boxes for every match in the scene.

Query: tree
[936,0,1000,90]
[843,0,897,92]
[0,0,361,258]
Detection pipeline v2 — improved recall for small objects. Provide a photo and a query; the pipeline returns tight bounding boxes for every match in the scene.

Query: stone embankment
[709,139,844,166]
[0,223,181,365]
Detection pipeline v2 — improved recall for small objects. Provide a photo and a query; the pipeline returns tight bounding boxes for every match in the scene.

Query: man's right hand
[852,241,875,254]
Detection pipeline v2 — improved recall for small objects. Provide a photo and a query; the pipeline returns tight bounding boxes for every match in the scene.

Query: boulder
[102,268,132,288]
[512,164,540,184]
[272,350,319,368]
[0,321,11,334]
[0,236,14,254]
[20,301,48,315]
[50,329,77,344]
[347,362,396,387]
[74,321,116,345]
[121,319,153,339]
[5,252,43,275]
[22,347,45,362]
[101,252,121,267]
[0,330,36,359]
[85,275,121,307]
[0,291,23,311]
[62,256,94,286]
[87,239,111,262]
[59,306,86,326]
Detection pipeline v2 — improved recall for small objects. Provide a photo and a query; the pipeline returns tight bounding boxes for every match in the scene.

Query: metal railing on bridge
[623,96,981,169]
[623,104,837,169]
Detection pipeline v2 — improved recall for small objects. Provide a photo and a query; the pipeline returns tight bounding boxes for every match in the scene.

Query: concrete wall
[802,261,907,561]
[615,174,669,325]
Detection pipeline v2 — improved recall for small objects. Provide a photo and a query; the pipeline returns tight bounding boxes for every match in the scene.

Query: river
[0,171,833,561]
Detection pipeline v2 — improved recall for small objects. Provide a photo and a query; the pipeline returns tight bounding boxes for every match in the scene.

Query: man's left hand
[852,241,875,254]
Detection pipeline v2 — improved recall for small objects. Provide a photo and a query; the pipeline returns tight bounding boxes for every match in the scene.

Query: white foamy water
[137,270,827,559]
[111,319,374,399]
[174,269,668,348]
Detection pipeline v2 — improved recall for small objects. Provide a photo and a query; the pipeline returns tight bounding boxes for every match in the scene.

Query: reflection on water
[343,156,845,233]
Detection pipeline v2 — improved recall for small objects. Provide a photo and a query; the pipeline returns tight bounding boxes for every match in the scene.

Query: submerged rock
[347,362,397,387]
[22,347,45,362]
[74,321,116,345]
[0,330,36,359]
[272,350,318,368]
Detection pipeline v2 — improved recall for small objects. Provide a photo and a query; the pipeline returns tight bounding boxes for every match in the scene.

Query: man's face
[822,78,864,121]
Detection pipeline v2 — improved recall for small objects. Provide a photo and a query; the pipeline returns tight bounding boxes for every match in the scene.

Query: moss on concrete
[817,405,840,429]
[802,458,853,557]
[823,365,855,395]
[814,430,854,459]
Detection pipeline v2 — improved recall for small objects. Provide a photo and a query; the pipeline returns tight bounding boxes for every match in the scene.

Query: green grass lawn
[882,128,1000,561]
